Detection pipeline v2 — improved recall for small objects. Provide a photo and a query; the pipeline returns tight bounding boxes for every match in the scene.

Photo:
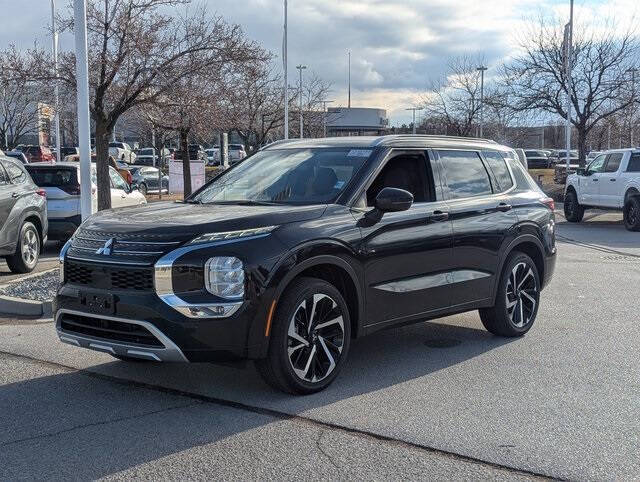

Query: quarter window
[482,151,514,192]
[604,153,623,173]
[438,150,492,199]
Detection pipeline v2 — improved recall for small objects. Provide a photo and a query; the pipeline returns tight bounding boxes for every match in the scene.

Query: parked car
[565,148,640,231]
[60,147,80,158]
[109,142,136,164]
[205,147,221,166]
[5,150,29,164]
[175,144,206,161]
[25,162,145,240]
[523,149,551,169]
[134,147,170,166]
[55,135,556,394]
[585,150,602,162]
[19,145,55,163]
[549,150,578,164]
[129,166,169,195]
[65,153,133,185]
[0,155,48,272]
[554,161,581,184]
[229,143,247,164]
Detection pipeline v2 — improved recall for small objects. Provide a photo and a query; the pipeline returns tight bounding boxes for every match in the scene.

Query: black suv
[0,156,48,272]
[55,136,556,394]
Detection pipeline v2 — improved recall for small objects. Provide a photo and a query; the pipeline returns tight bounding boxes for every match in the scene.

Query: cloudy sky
[0,0,635,125]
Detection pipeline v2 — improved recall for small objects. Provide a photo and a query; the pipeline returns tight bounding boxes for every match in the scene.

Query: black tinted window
[366,152,433,206]
[626,153,640,172]
[25,167,78,187]
[605,153,623,173]
[483,151,514,191]
[438,150,492,199]
[4,161,27,183]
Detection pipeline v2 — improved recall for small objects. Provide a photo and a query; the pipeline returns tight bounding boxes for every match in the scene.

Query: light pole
[564,0,574,172]
[283,0,288,140]
[74,0,92,220]
[348,51,351,108]
[627,67,637,146]
[51,0,61,162]
[405,107,423,134]
[476,65,488,138]
[296,64,307,139]
[320,100,334,138]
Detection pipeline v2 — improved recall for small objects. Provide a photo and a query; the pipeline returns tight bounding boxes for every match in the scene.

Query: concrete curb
[0,267,57,317]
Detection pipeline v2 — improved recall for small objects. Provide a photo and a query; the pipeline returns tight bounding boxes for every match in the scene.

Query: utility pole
[51,0,61,162]
[320,100,334,138]
[476,65,488,138]
[1,84,7,150]
[405,107,423,134]
[296,64,307,139]
[74,0,92,219]
[564,0,574,171]
[283,0,289,140]
[348,51,351,108]
[627,67,637,146]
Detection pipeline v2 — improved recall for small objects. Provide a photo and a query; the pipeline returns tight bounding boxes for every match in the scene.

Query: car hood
[80,201,327,239]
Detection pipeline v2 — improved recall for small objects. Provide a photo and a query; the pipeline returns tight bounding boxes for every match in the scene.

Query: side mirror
[575,168,586,176]
[375,187,414,213]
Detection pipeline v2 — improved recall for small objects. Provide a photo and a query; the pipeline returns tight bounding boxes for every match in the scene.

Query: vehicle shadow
[0,317,517,478]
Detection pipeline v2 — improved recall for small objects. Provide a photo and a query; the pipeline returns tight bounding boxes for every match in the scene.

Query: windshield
[191,147,372,205]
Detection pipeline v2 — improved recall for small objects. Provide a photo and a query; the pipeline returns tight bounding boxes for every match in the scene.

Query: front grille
[65,260,154,291]
[60,313,163,347]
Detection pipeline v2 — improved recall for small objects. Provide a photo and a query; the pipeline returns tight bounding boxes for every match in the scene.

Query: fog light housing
[204,257,244,299]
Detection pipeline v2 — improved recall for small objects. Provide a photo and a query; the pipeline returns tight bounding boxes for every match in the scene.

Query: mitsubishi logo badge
[96,238,115,256]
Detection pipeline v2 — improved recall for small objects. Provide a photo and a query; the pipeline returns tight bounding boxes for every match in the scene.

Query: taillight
[36,188,46,198]
[60,185,81,195]
[541,197,555,211]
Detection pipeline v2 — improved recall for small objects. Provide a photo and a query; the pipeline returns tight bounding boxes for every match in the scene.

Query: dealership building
[325,107,389,137]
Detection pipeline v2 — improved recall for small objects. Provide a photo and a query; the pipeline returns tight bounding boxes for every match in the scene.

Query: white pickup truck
[564,148,640,231]
[109,142,136,164]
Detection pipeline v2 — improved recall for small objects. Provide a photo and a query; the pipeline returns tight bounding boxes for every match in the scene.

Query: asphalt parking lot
[1,210,639,480]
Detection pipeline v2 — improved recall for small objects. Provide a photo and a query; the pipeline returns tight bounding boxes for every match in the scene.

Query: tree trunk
[180,129,192,198]
[94,118,112,211]
[577,126,588,167]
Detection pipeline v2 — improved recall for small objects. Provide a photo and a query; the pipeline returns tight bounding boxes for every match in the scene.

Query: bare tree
[51,0,258,210]
[0,47,51,150]
[421,56,485,137]
[500,15,639,163]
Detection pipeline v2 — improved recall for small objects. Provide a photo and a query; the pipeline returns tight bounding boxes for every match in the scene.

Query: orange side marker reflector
[265,300,277,337]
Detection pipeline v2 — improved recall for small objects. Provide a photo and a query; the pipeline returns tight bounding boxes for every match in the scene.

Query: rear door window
[3,160,27,184]
[437,150,493,199]
[482,150,514,192]
[626,153,640,172]
[604,153,623,173]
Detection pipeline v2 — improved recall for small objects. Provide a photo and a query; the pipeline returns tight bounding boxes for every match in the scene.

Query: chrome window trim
[154,234,268,319]
[56,308,188,362]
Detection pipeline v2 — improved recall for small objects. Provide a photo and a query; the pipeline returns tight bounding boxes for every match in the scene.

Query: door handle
[11,192,19,198]
[121,194,126,198]
[610,178,616,181]
[429,210,449,222]
[592,178,599,181]
[496,202,512,212]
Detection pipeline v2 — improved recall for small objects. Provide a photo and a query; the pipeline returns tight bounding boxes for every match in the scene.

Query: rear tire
[479,252,540,337]
[623,196,640,231]
[563,189,584,222]
[6,222,40,274]
[255,277,351,394]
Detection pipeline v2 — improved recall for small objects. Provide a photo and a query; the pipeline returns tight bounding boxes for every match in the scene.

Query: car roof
[261,135,500,151]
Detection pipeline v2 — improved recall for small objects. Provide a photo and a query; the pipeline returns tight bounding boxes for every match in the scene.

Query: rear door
[436,149,519,307]
[358,149,454,326]
[599,152,625,207]
[0,163,16,247]
[25,166,80,220]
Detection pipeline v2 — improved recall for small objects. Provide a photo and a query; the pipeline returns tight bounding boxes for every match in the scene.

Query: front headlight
[204,257,244,299]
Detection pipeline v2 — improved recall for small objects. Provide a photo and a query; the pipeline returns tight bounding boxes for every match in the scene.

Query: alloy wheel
[22,229,38,267]
[287,293,345,383]
[505,262,538,328]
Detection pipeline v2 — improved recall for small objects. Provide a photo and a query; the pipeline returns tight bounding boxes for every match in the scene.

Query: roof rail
[372,134,497,146]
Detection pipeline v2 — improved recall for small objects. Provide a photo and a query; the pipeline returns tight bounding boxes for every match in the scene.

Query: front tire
[479,252,540,337]
[623,196,640,231]
[6,222,40,273]
[564,189,584,222]
[255,277,351,394]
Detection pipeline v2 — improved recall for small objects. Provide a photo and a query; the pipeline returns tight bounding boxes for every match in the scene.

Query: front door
[599,152,624,208]
[580,154,607,205]
[108,167,128,208]
[0,162,17,248]
[435,149,519,307]
[357,150,454,327]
